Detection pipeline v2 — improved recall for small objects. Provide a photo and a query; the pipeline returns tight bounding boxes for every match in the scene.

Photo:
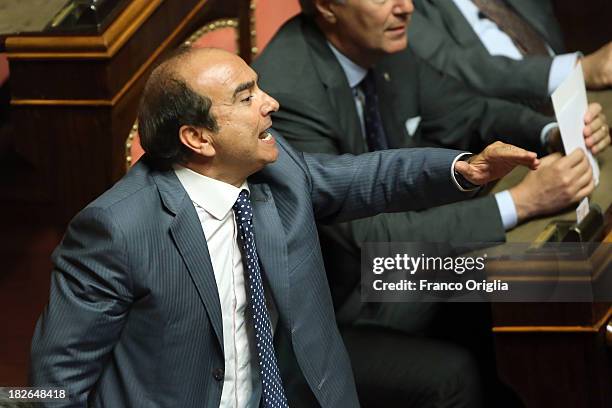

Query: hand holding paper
[583,103,610,155]
[549,102,611,156]
[509,151,595,222]
[551,62,600,222]
[551,62,600,185]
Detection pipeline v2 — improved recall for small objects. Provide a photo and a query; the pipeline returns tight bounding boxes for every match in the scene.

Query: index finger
[585,102,602,123]
[495,145,539,170]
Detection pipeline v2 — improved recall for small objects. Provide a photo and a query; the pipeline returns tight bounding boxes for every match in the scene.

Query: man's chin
[267,147,279,164]
[382,35,408,54]
[386,41,408,55]
[258,146,279,169]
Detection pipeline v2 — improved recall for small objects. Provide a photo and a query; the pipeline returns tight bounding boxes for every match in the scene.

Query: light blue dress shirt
[451,0,580,95]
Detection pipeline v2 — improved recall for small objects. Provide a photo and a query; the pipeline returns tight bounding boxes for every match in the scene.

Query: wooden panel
[492,302,611,328]
[2,0,252,224]
[496,331,612,408]
[7,0,251,102]
[491,224,612,407]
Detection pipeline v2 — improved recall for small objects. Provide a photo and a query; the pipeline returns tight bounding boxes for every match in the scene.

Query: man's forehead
[184,53,255,98]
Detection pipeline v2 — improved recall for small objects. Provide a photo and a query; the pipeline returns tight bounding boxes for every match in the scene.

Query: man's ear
[179,125,215,158]
[314,0,337,24]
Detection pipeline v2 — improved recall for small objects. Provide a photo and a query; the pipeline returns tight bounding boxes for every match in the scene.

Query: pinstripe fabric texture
[30,131,469,407]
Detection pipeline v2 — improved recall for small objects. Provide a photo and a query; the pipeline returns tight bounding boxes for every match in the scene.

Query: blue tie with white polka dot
[233,190,289,408]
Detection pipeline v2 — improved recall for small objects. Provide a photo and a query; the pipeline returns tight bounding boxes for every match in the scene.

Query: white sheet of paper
[551,63,599,221]
[576,197,589,224]
[552,63,600,184]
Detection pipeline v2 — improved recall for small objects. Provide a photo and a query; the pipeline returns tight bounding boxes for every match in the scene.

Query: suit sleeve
[301,147,477,224]
[414,53,553,154]
[270,98,505,243]
[408,8,553,104]
[30,207,133,407]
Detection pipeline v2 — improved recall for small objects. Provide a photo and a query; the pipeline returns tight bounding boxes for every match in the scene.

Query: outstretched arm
[278,135,537,224]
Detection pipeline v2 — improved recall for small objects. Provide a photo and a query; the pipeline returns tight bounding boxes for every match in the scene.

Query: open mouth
[258,129,274,143]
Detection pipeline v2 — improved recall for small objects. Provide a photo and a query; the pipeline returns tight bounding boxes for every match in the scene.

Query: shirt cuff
[451,152,479,192]
[548,52,581,95]
[540,122,559,146]
[495,190,518,231]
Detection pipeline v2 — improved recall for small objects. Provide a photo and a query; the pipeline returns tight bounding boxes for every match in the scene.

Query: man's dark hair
[138,46,219,170]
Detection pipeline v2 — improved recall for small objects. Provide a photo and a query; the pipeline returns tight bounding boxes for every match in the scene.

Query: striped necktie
[471,0,549,56]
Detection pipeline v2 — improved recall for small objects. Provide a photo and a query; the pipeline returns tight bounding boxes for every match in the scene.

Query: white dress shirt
[451,0,579,95]
[174,166,277,408]
[328,43,519,229]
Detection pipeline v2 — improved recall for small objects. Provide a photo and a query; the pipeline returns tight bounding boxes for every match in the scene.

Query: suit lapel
[432,0,485,46]
[302,18,367,155]
[249,183,290,319]
[152,167,224,351]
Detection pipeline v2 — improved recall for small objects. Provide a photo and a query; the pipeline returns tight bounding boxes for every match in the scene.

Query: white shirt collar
[327,41,368,88]
[173,165,250,220]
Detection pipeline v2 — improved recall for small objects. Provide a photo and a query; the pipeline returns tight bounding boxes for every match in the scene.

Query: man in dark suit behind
[28,46,535,407]
[252,0,609,405]
[253,0,606,328]
[410,0,612,104]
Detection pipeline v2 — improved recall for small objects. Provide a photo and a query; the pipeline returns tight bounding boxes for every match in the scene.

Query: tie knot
[358,70,377,95]
[233,189,253,223]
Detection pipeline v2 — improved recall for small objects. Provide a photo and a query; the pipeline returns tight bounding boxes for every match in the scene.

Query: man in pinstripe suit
[29,47,538,407]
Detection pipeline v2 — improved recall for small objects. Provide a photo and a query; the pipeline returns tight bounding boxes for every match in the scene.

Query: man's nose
[261,92,279,115]
[393,0,414,14]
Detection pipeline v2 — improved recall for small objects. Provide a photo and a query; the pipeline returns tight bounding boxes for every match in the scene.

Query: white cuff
[495,190,518,230]
[548,52,581,95]
[540,122,559,146]
[451,152,479,192]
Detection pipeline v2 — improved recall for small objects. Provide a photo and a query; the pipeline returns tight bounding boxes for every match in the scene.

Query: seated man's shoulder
[253,15,316,88]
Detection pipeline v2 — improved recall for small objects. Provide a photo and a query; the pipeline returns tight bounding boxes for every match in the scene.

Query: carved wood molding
[125,121,139,170]
[493,306,612,333]
[183,18,239,48]
[5,0,164,59]
[10,0,216,107]
[249,0,258,57]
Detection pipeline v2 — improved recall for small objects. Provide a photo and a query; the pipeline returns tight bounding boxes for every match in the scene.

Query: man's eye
[241,95,254,103]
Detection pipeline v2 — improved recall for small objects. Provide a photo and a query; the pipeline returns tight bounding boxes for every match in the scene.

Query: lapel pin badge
[383,72,391,82]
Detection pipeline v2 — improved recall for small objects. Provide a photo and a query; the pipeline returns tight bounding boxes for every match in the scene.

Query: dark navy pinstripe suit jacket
[30,131,471,407]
